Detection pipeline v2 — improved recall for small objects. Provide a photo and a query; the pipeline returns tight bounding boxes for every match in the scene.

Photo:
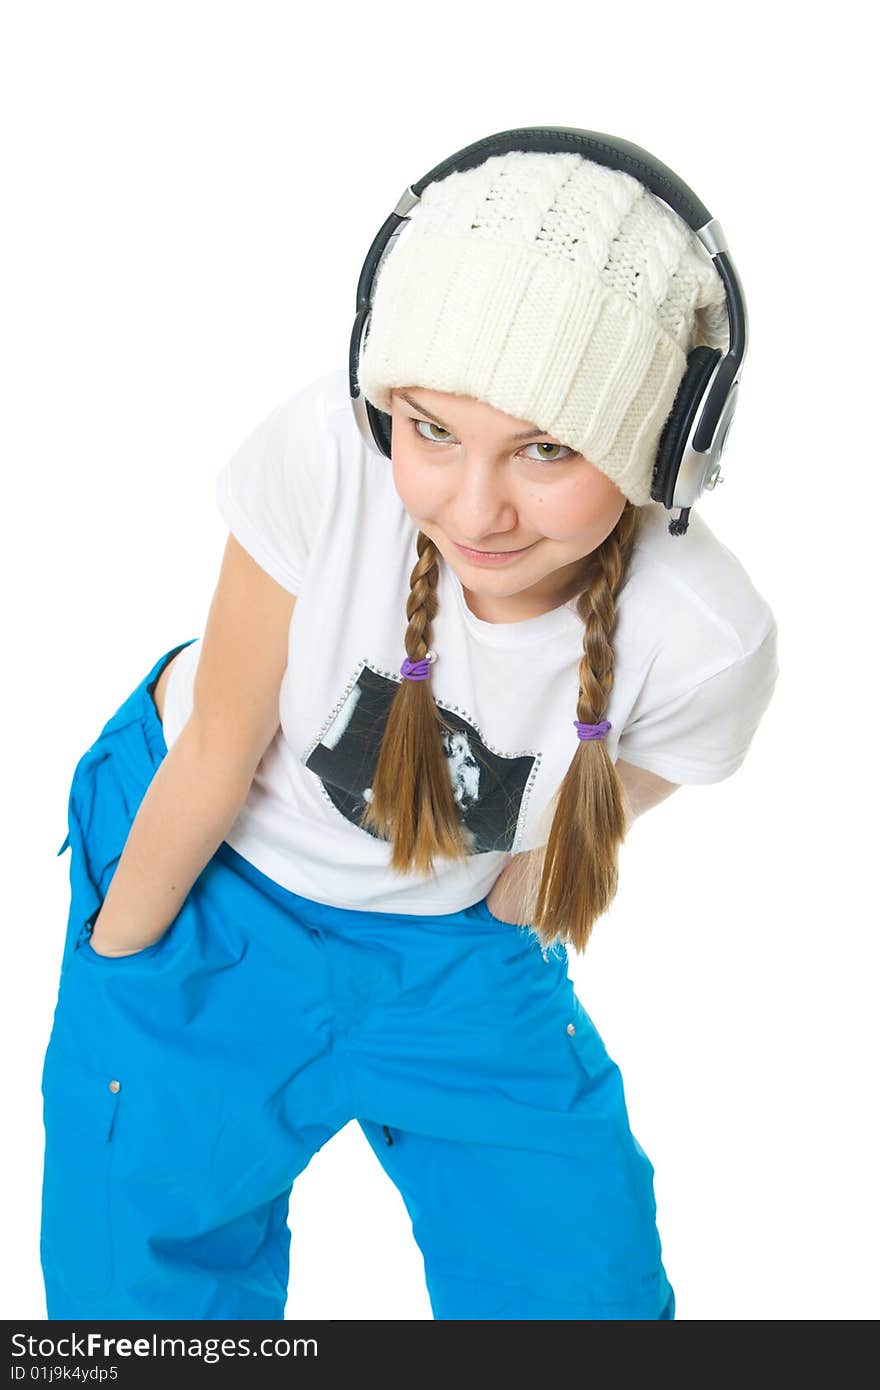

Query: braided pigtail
[532,500,644,955]
[359,530,471,875]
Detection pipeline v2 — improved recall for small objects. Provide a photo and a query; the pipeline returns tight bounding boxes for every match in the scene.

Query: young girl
[40,139,779,1321]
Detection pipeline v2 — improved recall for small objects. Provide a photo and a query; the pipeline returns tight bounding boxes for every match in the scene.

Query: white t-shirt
[162,367,780,914]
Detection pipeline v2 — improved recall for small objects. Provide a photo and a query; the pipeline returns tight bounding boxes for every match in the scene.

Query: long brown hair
[359,500,645,954]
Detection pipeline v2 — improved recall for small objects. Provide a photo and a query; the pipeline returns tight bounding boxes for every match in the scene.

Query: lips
[453,540,529,554]
[451,539,534,563]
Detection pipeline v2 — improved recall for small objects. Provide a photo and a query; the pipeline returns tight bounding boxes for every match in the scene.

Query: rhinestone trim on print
[300,659,544,855]
[300,658,372,766]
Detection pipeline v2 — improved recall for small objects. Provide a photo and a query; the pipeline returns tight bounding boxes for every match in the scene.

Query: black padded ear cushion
[367,400,393,457]
[652,345,721,507]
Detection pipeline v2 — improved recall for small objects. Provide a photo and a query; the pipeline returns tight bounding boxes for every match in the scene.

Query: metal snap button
[108,1079,121,1093]
[566,1023,576,1036]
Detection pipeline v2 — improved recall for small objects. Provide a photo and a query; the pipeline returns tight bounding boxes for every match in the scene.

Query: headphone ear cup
[350,300,394,458]
[652,346,721,508]
[367,400,393,457]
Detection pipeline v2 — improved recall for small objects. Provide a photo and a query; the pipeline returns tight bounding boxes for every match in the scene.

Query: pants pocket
[40,1040,120,1301]
[63,742,182,968]
[73,901,177,967]
[472,893,568,964]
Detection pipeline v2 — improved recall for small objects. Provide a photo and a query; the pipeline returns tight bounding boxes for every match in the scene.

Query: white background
[3,0,877,1322]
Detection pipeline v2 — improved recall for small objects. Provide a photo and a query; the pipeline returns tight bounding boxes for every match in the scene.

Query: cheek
[539,474,626,542]
[391,449,438,517]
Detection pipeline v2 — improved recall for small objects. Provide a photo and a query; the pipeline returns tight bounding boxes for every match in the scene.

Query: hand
[87,911,166,958]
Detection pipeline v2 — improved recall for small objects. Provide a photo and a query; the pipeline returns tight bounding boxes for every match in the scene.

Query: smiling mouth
[452,539,535,559]
[454,539,531,553]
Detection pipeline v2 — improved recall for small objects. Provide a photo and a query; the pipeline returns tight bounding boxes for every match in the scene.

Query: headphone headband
[349,125,748,535]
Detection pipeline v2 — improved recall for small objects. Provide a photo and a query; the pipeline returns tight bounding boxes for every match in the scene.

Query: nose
[448,457,517,544]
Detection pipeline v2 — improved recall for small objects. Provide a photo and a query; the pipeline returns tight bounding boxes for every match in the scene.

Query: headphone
[348,126,747,538]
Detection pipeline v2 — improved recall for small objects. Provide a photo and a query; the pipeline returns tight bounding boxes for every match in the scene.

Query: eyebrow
[395,390,553,443]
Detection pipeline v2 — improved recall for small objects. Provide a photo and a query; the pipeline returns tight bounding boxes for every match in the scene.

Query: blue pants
[40,641,676,1321]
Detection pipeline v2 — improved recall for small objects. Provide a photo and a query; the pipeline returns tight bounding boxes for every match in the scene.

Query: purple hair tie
[574,719,612,741]
[401,650,437,682]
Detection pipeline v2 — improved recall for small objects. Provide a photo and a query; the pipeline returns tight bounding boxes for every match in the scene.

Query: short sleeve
[615,619,780,785]
[214,382,326,596]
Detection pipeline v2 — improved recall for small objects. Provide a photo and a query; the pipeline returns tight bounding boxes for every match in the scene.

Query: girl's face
[389,386,628,623]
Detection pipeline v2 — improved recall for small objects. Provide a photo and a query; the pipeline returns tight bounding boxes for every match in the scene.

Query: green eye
[412,418,452,443]
[523,441,572,463]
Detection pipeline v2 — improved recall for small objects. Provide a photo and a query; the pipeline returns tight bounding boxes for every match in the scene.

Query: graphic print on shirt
[303,663,538,854]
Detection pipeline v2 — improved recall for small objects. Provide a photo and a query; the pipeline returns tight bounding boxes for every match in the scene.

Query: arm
[616,757,680,823]
[89,534,297,956]
[487,759,680,927]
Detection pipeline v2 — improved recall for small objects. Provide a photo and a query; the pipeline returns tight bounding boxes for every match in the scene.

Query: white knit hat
[357,150,729,506]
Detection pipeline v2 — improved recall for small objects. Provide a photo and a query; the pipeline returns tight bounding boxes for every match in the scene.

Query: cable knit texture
[357,151,729,505]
